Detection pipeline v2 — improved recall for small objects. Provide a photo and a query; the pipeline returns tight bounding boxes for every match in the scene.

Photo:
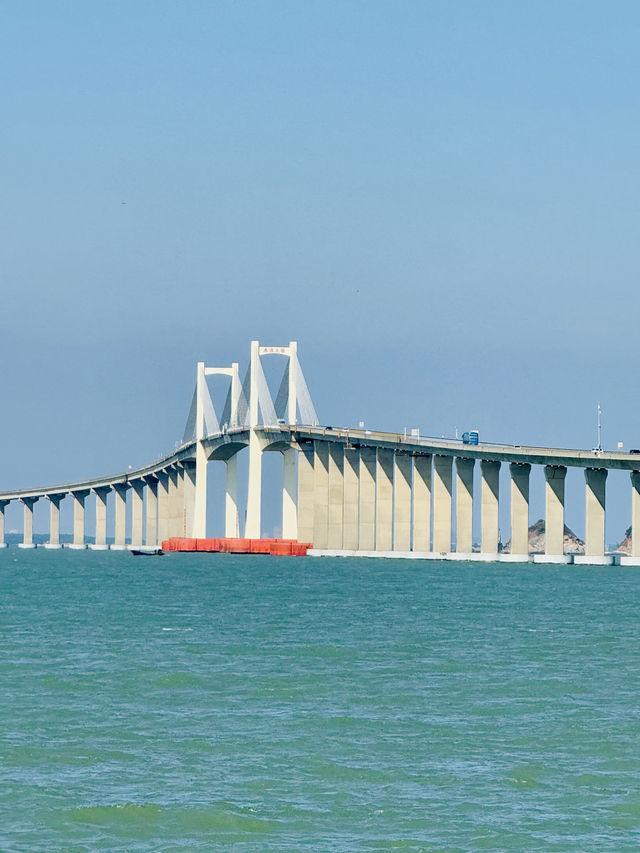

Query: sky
[2,0,640,541]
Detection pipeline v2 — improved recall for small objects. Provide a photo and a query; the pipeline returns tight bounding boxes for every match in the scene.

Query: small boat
[130,546,164,556]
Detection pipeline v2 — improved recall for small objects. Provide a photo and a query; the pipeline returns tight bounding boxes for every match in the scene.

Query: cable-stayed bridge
[1,340,640,565]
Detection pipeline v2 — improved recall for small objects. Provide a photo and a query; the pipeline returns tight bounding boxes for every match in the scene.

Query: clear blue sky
[2,1,639,540]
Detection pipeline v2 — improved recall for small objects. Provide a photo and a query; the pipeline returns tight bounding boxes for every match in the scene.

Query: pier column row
[4,455,640,556]
[296,448,640,561]
[2,465,190,548]
[299,441,439,552]
[293,444,558,557]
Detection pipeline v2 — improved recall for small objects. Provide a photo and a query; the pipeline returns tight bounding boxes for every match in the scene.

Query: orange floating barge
[161,537,312,556]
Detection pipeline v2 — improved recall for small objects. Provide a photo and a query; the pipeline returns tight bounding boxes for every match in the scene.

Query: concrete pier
[145,478,158,546]
[455,458,474,555]
[544,465,567,559]
[433,455,452,553]
[46,493,64,548]
[175,467,186,536]
[192,440,207,539]
[327,443,344,550]
[509,463,530,558]
[130,480,145,547]
[183,463,196,541]
[282,446,297,540]
[225,455,240,538]
[313,442,330,549]
[358,447,376,551]
[343,446,359,550]
[0,500,7,548]
[93,487,109,549]
[394,454,412,552]
[157,471,170,545]
[113,484,128,549]
[167,467,180,539]
[20,497,37,548]
[412,455,431,552]
[69,490,89,548]
[583,467,607,559]
[245,434,262,538]
[481,460,500,556]
[296,443,315,545]
[375,449,393,551]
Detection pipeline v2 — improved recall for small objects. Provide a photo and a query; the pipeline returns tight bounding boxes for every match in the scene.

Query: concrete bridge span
[1,341,639,565]
[280,426,640,565]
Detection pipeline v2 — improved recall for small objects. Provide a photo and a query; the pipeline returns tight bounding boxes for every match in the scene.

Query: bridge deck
[282,426,640,471]
[1,425,638,501]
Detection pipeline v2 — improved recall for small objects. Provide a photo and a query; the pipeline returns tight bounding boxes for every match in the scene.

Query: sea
[2,549,640,852]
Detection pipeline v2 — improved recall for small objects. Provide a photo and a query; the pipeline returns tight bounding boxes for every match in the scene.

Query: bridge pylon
[182,340,317,540]
[245,340,301,539]
[189,360,240,538]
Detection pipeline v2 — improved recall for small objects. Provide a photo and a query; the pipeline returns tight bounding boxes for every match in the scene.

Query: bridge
[1,340,639,566]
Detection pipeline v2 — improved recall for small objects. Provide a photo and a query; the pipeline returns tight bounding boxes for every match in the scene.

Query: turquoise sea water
[2,550,640,852]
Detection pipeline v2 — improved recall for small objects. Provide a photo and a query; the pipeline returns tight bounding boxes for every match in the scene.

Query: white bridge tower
[183,340,318,540]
